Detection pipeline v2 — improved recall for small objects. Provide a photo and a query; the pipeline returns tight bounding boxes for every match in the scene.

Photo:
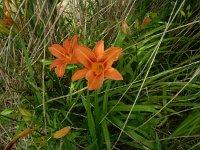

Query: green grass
[1,0,200,149]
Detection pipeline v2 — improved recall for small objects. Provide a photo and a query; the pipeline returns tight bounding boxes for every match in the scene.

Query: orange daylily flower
[0,8,13,26]
[48,35,79,77]
[72,41,123,90]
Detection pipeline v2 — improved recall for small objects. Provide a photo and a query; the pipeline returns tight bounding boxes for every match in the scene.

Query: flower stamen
[92,63,104,75]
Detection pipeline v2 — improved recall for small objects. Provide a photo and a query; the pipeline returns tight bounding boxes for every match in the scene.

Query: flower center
[65,54,72,61]
[92,63,104,75]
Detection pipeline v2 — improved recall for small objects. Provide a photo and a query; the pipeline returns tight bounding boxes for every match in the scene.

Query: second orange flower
[48,35,79,77]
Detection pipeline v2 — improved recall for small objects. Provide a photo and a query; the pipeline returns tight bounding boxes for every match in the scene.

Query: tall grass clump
[0,0,200,149]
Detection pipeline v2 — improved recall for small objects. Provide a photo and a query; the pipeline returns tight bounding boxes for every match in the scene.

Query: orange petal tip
[53,126,71,139]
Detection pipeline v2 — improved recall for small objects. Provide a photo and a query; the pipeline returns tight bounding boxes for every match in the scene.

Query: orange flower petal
[53,126,71,139]
[63,38,70,54]
[48,44,69,59]
[55,63,67,77]
[71,34,79,49]
[86,70,104,90]
[72,68,88,81]
[63,35,79,54]
[74,45,96,68]
[50,59,66,70]
[69,56,79,64]
[105,67,123,80]
[93,41,104,60]
[101,47,122,69]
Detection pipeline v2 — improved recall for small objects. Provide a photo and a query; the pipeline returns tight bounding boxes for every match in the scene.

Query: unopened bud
[121,21,131,35]
[141,16,151,29]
